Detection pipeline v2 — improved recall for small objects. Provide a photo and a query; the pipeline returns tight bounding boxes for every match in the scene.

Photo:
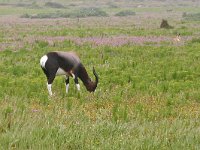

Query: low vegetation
[21,7,108,19]
[115,10,136,17]
[1,34,200,149]
[15,2,41,9]
[183,12,200,21]
[1,0,200,149]
[44,2,65,9]
[160,19,173,29]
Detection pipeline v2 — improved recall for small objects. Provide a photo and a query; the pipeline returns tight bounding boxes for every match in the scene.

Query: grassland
[0,0,200,149]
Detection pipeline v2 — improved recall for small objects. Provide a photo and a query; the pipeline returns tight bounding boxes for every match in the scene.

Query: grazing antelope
[40,51,99,96]
[173,33,181,42]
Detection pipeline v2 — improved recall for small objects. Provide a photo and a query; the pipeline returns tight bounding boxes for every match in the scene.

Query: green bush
[21,13,31,18]
[189,38,200,44]
[21,12,64,19]
[32,13,60,19]
[107,2,118,8]
[15,2,41,9]
[115,10,136,17]
[21,7,108,19]
[183,12,200,21]
[73,7,108,18]
[44,2,65,8]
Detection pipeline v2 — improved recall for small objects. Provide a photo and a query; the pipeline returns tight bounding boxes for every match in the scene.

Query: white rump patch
[40,55,48,69]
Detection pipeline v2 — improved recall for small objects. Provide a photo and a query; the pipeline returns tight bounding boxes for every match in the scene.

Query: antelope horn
[93,67,98,85]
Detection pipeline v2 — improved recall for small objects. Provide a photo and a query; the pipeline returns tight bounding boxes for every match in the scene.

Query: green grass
[1,1,200,149]
[0,39,200,149]
[38,27,194,37]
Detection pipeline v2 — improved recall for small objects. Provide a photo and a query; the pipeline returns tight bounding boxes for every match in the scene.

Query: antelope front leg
[47,83,53,96]
[74,76,80,91]
[65,76,69,94]
[70,71,80,91]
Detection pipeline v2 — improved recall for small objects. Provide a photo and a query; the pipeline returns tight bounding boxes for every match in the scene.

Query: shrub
[189,38,200,44]
[20,7,108,19]
[21,13,31,18]
[68,3,76,7]
[182,12,187,17]
[44,2,65,8]
[15,3,29,7]
[115,10,136,17]
[15,2,41,9]
[107,2,118,8]
[73,7,108,18]
[160,19,173,29]
[29,2,41,9]
[21,12,63,19]
[183,12,200,21]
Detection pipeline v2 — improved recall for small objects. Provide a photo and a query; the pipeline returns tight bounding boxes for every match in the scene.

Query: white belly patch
[56,68,69,76]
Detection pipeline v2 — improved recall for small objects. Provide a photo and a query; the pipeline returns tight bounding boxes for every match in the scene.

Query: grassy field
[0,0,200,149]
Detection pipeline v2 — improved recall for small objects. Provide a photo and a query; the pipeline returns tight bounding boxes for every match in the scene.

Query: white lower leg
[66,84,69,93]
[76,84,80,91]
[47,83,53,96]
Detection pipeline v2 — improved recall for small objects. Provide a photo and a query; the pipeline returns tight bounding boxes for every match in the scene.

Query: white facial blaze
[47,83,53,96]
[76,84,80,91]
[40,55,48,68]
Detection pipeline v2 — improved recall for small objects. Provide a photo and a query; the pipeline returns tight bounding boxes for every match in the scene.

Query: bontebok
[40,51,99,96]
